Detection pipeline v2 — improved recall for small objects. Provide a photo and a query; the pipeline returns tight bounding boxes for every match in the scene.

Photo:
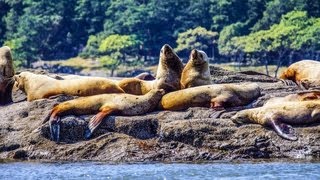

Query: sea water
[0,161,319,179]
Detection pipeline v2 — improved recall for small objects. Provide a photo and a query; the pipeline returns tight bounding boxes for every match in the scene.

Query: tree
[175,27,218,60]
[227,11,320,76]
[98,34,141,76]
[73,0,109,48]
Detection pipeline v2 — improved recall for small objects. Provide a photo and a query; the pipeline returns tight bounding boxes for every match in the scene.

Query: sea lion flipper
[49,116,61,143]
[270,120,298,141]
[85,108,114,139]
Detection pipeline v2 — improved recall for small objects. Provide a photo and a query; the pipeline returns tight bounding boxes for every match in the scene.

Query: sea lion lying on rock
[0,46,15,105]
[180,49,211,89]
[232,91,320,141]
[159,83,261,111]
[44,89,165,142]
[280,60,320,89]
[14,71,125,101]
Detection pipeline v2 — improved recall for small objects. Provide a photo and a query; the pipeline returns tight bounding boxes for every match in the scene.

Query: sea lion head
[231,110,250,125]
[13,72,28,90]
[0,46,14,77]
[159,44,183,71]
[148,88,166,103]
[190,49,208,65]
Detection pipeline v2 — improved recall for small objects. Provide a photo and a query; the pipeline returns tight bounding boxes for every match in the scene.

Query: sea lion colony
[2,45,320,142]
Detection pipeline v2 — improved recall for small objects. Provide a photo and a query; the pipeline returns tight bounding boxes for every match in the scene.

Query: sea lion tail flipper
[270,119,298,141]
[49,115,61,143]
[85,108,114,139]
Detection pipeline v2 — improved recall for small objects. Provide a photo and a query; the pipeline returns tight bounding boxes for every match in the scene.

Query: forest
[0,0,320,75]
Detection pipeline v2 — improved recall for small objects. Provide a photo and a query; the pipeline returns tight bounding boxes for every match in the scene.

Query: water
[0,161,319,179]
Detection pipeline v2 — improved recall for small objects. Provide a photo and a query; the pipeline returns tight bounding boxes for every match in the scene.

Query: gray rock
[0,66,319,162]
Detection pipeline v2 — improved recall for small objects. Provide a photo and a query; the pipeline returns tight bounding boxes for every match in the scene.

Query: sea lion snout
[231,111,250,125]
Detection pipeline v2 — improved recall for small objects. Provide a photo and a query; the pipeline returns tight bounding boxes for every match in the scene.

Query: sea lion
[44,89,165,142]
[280,60,320,89]
[159,83,261,111]
[232,99,320,141]
[154,44,184,93]
[135,72,155,81]
[264,91,320,106]
[115,44,183,95]
[116,78,154,95]
[14,71,125,101]
[0,46,15,105]
[180,49,211,89]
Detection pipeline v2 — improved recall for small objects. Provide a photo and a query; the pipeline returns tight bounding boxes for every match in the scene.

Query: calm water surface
[0,161,319,179]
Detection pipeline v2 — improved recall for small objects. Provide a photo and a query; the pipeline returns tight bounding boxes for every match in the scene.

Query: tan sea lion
[232,99,320,141]
[116,78,154,95]
[0,46,15,105]
[280,60,320,89]
[44,89,165,142]
[116,44,183,95]
[154,44,184,93]
[180,49,211,89]
[264,91,320,106]
[159,83,261,111]
[14,71,125,101]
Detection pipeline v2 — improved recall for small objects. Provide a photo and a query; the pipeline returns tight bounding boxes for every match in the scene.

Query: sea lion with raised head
[44,89,165,142]
[0,46,15,105]
[14,71,125,101]
[280,60,320,89]
[180,49,211,89]
[159,83,261,111]
[154,44,184,93]
[232,99,320,141]
[116,44,183,95]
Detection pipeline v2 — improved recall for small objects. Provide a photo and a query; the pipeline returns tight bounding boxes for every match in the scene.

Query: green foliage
[99,34,140,54]
[175,27,218,57]
[99,54,121,77]
[0,0,319,68]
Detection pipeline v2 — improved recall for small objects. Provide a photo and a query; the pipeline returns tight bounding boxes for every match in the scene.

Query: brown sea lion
[232,99,320,141]
[44,89,165,142]
[159,83,261,111]
[14,71,125,101]
[180,49,211,89]
[135,72,155,81]
[0,46,15,105]
[280,60,320,89]
[154,44,184,93]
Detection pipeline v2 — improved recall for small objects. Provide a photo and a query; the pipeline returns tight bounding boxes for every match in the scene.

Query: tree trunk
[264,53,269,76]
[110,69,115,77]
[289,51,294,65]
[274,50,286,78]
[212,46,215,63]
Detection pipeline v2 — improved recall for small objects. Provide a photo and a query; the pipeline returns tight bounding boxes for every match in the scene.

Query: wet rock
[0,66,320,162]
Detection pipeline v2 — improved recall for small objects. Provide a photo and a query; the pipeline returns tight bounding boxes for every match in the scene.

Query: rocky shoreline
[1,66,320,162]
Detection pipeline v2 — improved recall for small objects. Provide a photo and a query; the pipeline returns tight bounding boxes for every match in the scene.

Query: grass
[213,63,287,78]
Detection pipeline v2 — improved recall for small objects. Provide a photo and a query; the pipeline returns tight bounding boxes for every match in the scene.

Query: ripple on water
[0,162,320,179]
